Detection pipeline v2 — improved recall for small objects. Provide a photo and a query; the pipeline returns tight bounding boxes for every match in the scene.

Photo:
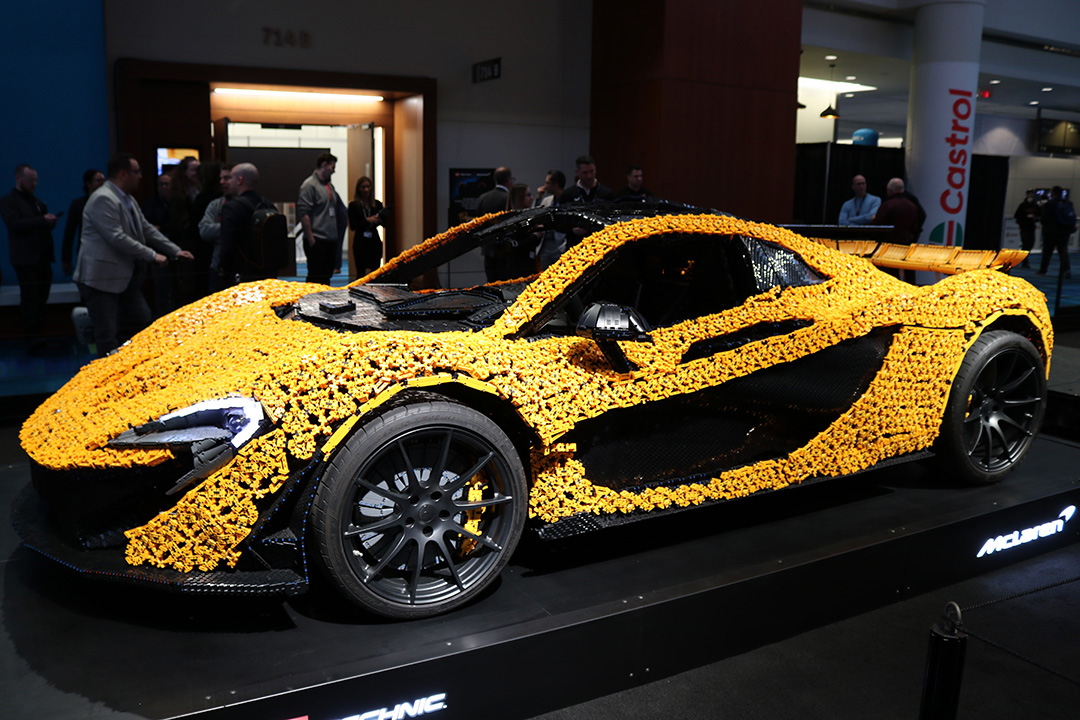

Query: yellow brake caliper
[460,470,488,556]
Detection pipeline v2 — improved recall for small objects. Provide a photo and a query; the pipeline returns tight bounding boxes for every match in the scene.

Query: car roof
[369,199,731,285]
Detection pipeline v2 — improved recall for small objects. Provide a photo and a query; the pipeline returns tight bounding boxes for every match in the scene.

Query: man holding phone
[0,163,57,349]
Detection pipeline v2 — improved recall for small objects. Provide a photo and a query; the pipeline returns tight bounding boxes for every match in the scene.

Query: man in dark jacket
[873,178,919,245]
[901,189,927,242]
[1037,186,1076,278]
[219,162,277,284]
[476,167,524,282]
[615,164,652,199]
[1013,191,1040,267]
[475,166,513,215]
[873,178,920,284]
[561,155,615,204]
[0,164,57,342]
[61,168,105,275]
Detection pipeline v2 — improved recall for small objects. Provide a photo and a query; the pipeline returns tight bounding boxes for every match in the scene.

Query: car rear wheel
[936,330,1046,485]
[311,400,527,618]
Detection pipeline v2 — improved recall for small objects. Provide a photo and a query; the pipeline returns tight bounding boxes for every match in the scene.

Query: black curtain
[794,144,1009,251]
[792,143,828,224]
[794,143,905,225]
[824,145,906,225]
[965,154,1010,250]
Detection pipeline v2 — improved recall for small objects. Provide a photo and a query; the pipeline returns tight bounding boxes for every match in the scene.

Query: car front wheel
[311,399,527,618]
[936,330,1046,485]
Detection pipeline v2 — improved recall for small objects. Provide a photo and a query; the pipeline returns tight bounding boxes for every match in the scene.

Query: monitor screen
[1030,187,1070,203]
[1036,120,1080,154]
[156,148,201,176]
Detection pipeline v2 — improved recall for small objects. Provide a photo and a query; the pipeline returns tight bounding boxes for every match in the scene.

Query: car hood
[20,280,405,471]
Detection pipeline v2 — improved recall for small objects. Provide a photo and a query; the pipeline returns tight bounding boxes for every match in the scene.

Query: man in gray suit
[75,153,194,354]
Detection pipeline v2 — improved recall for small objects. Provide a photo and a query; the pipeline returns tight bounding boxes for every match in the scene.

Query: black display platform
[3,435,1079,720]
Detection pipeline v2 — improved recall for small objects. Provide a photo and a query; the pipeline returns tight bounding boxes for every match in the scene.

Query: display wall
[0,2,110,291]
[101,0,592,235]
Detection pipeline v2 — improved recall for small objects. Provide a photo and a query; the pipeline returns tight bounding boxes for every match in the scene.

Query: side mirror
[576,302,653,372]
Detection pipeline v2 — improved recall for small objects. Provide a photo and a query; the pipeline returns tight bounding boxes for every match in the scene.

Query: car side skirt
[533,449,935,541]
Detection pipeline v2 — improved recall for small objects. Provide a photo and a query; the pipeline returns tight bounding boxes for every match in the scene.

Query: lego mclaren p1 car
[13,201,1052,618]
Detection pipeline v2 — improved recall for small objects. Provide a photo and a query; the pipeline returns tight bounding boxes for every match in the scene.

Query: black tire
[936,330,1046,485]
[311,400,527,618]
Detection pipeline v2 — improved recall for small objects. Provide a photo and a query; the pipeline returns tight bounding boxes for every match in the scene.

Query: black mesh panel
[741,236,827,292]
[562,326,897,492]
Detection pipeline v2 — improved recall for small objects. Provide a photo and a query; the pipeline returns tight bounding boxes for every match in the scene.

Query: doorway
[114,59,436,278]
[216,119,381,281]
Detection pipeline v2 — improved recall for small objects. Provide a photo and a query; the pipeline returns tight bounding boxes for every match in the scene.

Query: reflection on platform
[1013,252,1079,315]
[0,264,350,397]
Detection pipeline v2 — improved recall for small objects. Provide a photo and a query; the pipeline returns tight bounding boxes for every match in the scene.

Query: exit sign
[472,58,502,84]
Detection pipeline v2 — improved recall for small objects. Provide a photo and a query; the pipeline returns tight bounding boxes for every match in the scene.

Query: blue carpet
[1011,251,1079,315]
[0,263,353,398]
[0,338,95,398]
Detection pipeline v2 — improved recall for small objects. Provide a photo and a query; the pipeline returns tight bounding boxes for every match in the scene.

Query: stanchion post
[919,602,967,720]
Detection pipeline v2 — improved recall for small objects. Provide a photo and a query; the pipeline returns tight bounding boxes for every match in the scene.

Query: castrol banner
[907,61,979,249]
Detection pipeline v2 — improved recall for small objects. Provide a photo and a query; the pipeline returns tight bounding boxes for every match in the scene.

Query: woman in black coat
[348,176,385,279]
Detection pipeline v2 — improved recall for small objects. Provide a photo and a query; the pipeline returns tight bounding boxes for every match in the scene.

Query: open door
[348,123,377,279]
[212,118,229,162]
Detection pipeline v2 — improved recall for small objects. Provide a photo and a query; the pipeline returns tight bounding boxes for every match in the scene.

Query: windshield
[358,200,717,288]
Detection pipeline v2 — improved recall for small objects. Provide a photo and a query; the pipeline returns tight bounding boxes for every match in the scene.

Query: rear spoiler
[807,237,1027,275]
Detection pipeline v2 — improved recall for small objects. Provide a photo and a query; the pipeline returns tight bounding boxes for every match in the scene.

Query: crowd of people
[1014,187,1076,277]
[8,151,1074,354]
[474,155,654,281]
[838,173,1076,281]
[0,151,382,355]
[838,173,927,247]
[0,150,651,352]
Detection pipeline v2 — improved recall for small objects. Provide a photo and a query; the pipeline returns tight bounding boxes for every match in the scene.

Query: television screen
[1030,187,1070,204]
[1037,120,1080,154]
[156,148,201,176]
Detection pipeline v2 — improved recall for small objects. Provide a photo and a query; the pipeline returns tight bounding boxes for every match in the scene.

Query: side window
[577,233,758,329]
[741,236,826,293]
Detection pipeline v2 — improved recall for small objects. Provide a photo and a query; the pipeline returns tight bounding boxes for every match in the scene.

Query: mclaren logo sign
[292,693,448,720]
[976,506,1075,558]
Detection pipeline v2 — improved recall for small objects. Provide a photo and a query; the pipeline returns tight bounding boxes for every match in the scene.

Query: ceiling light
[1043,87,1054,92]
[845,75,856,81]
[1029,101,1040,105]
[820,63,839,119]
[798,77,876,93]
[212,88,384,102]
[825,55,838,61]
[989,79,1001,85]
[845,93,855,98]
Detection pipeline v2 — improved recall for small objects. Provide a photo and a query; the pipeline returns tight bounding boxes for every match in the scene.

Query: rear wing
[807,237,1027,275]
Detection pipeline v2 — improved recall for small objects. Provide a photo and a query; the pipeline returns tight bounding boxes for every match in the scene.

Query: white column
[905,0,986,249]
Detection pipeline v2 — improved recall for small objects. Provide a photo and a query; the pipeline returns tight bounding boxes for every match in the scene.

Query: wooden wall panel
[591,0,802,222]
[658,80,801,221]
[123,79,213,202]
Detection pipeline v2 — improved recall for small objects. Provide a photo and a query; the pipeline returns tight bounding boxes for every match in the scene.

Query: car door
[560,232,895,493]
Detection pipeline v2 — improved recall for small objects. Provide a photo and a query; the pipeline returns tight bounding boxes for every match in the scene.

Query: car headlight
[108,398,269,496]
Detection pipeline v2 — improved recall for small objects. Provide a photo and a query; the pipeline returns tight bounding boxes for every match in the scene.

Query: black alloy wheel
[311,399,526,618]
[937,330,1046,485]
